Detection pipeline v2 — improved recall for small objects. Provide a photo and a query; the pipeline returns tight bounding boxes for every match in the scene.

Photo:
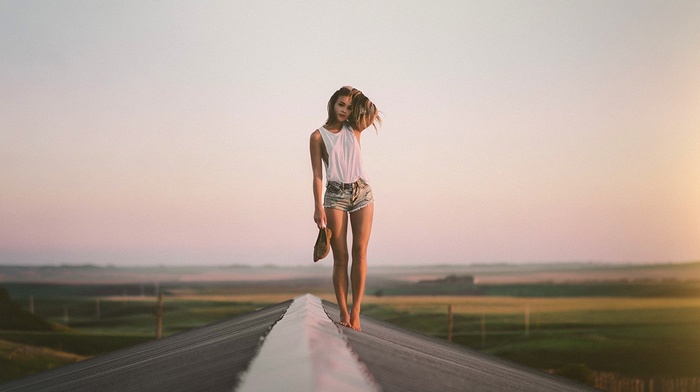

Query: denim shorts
[323,179,374,213]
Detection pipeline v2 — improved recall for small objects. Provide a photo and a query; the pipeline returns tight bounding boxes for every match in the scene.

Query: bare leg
[325,208,350,326]
[349,203,374,331]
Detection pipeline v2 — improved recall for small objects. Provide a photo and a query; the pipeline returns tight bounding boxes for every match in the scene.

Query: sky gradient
[1,1,699,266]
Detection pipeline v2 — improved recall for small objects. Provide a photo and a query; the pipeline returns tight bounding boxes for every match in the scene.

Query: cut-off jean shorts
[323,179,374,213]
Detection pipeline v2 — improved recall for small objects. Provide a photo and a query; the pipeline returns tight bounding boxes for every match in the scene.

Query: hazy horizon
[0,250,696,268]
[2,1,699,267]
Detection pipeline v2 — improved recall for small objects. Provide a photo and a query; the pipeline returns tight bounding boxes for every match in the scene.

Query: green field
[0,293,273,383]
[0,339,87,383]
[361,298,700,380]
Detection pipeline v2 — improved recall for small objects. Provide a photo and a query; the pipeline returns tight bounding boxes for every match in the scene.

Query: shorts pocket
[326,183,342,195]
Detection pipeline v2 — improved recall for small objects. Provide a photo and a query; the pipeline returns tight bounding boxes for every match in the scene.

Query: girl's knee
[352,245,368,259]
[333,254,349,269]
[351,253,367,268]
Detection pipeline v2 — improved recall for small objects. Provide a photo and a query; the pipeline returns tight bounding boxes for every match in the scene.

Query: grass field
[0,339,87,383]
[358,296,700,379]
[0,294,276,382]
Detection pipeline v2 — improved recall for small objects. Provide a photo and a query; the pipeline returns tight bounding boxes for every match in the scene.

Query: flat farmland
[357,295,700,379]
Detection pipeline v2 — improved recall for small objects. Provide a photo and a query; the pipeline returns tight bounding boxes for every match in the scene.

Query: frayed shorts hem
[343,200,374,213]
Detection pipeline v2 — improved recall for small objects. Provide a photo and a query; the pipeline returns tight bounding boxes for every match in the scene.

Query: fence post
[524,303,530,338]
[447,304,454,342]
[155,293,164,339]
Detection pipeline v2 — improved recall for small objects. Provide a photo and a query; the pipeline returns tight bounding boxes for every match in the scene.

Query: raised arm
[350,91,381,133]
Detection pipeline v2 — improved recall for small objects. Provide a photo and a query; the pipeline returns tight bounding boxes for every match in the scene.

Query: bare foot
[339,312,351,328]
[349,314,361,332]
[336,321,352,328]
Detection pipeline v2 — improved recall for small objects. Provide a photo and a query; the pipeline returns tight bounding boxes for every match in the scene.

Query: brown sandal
[313,227,332,262]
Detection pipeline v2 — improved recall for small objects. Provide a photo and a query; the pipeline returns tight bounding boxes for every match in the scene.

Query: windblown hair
[349,89,382,132]
[326,86,382,131]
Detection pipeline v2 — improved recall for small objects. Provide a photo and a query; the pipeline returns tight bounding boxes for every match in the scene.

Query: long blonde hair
[349,89,382,132]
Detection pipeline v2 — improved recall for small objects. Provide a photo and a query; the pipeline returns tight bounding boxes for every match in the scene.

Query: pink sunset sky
[1,1,699,266]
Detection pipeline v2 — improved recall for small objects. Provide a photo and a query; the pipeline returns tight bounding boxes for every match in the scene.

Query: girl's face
[332,95,353,123]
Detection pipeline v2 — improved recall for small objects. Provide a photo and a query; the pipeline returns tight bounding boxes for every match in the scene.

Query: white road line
[236,294,381,392]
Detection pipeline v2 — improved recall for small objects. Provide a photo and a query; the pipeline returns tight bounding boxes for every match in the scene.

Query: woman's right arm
[309,130,326,229]
[350,92,381,133]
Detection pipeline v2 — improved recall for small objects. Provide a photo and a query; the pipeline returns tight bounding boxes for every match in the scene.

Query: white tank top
[318,124,369,184]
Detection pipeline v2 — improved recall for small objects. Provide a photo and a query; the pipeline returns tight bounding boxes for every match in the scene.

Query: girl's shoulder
[310,128,326,145]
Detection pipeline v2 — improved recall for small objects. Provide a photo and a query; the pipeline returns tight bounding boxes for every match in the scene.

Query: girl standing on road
[309,86,381,331]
